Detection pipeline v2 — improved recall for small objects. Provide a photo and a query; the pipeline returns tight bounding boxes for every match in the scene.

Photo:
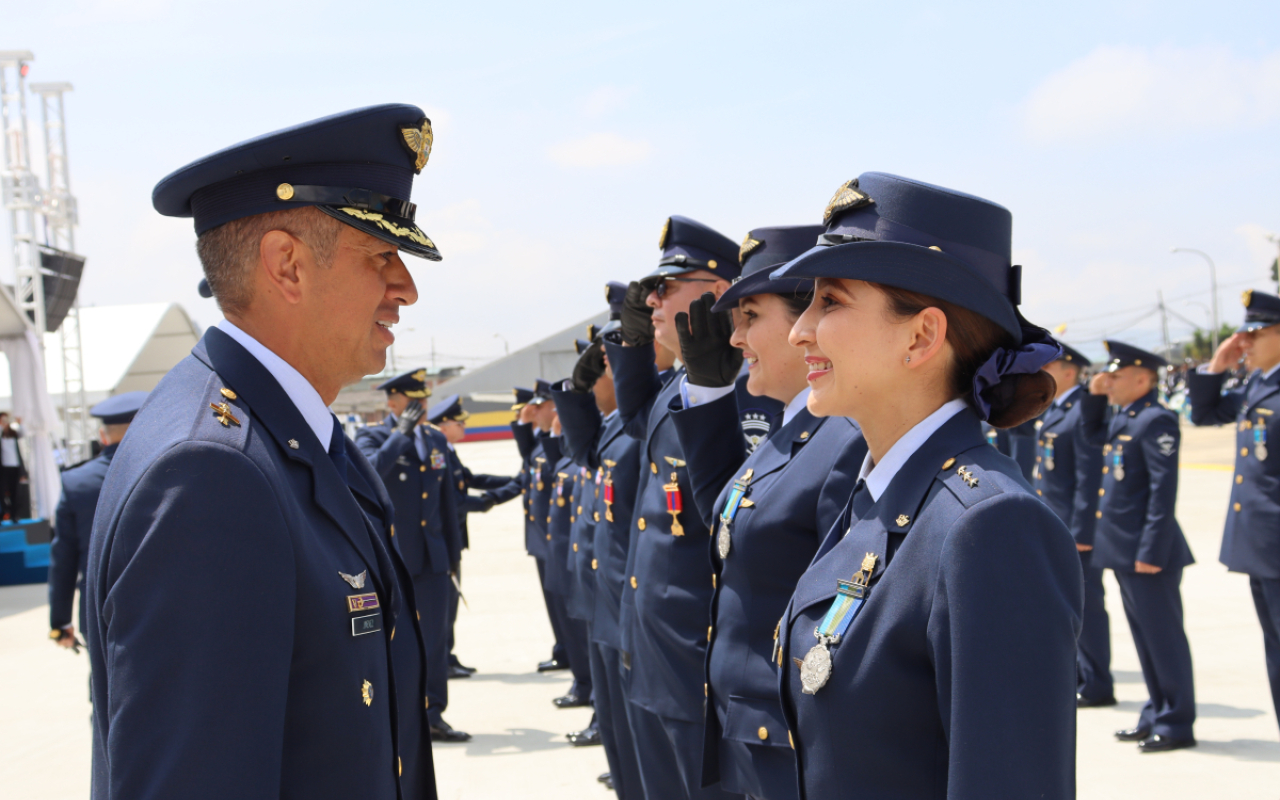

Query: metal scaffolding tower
[30,80,89,464]
[0,51,47,339]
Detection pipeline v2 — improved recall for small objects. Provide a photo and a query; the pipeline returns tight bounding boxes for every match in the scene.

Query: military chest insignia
[1154,433,1176,457]
[717,468,754,559]
[801,553,879,695]
[741,412,771,453]
[957,465,979,488]
[739,234,763,265]
[209,401,240,427]
[895,514,910,528]
[399,118,433,174]
[347,593,380,613]
[339,570,368,590]
[361,679,374,706]
[822,178,874,224]
[663,473,686,537]
[664,456,686,468]
[430,448,447,470]
[1043,433,1056,472]
[1112,445,1126,481]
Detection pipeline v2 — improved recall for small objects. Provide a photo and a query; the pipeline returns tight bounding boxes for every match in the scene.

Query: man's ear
[711,278,732,299]
[258,229,308,305]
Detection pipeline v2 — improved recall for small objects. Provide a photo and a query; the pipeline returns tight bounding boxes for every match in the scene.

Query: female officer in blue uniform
[771,173,1083,799]
[1187,289,1280,736]
[667,224,867,800]
[1032,344,1114,707]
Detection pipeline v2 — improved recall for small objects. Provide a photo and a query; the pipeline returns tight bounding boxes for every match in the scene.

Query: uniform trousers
[1115,567,1196,739]
[1249,576,1280,734]
[591,642,642,799]
[561,614,593,699]
[412,570,452,726]
[535,557,569,664]
[1077,553,1114,702]
[446,559,461,666]
[627,702,742,800]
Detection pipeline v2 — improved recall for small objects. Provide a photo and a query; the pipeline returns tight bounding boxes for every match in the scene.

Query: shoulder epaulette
[937,455,1004,509]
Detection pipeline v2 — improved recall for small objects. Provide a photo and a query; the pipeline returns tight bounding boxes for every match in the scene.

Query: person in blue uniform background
[1033,343,1114,707]
[86,105,439,799]
[667,224,867,800]
[552,283,648,798]
[430,394,521,678]
[1082,339,1196,752]
[603,214,778,800]
[357,369,472,744]
[772,172,1081,799]
[48,391,149,654]
[1187,288,1280,736]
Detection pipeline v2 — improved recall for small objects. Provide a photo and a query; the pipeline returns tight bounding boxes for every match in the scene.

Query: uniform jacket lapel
[1245,369,1280,414]
[744,409,825,486]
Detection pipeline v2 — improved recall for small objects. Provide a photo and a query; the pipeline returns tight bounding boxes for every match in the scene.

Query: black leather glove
[395,400,426,436]
[478,493,497,513]
[675,292,742,388]
[570,340,607,393]
[620,281,655,347]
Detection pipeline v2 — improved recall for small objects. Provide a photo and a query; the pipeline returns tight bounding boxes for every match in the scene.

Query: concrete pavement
[1,426,1277,798]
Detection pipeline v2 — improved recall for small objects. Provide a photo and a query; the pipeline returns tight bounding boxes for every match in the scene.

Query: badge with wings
[400,118,433,174]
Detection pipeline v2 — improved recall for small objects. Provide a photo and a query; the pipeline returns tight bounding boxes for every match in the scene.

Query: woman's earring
[904,356,911,365]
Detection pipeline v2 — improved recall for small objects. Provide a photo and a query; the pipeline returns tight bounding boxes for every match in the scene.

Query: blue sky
[5,0,1280,370]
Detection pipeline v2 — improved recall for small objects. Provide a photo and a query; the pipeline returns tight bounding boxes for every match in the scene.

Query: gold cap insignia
[739,234,763,265]
[822,178,874,224]
[659,217,671,250]
[1243,289,1254,308]
[412,369,427,383]
[399,118,433,174]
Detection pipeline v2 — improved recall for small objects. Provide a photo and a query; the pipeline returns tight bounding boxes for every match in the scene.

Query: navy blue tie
[851,479,874,520]
[328,415,350,482]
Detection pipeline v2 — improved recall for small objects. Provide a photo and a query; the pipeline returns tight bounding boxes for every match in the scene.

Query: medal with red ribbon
[663,472,685,536]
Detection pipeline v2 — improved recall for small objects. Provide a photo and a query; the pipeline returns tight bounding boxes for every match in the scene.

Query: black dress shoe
[1114,727,1152,742]
[430,719,472,743]
[1138,735,1196,753]
[553,692,592,708]
[455,661,478,674]
[1077,694,1118,708]
[602,774,614,790]
[537,658,568,672]
[568,727,602,747]
[447,665,473,680]
[597,773,611,784]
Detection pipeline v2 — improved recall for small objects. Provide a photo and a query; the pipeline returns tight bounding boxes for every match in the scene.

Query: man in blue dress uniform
[1187,289,1280,735]
[603,215,777,800]
[429,393,521,678]
[48,391,148,654]
[1033,343,1114,706]
[1082,339,1197,752]
[357,369,471,743]
[86,105,440,798]
[545,417,595,710]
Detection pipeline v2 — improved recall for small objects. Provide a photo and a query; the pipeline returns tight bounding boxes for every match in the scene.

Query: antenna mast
[0,51,47,340]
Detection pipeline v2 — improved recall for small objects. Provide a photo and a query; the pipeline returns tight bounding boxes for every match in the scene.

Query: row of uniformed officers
[72,103,1277,800]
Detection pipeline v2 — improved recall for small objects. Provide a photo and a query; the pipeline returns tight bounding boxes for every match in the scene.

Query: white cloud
[546,132,652,168]
[1022,45,1280,143]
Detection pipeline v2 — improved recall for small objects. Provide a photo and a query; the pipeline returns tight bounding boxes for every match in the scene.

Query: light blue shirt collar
[858,398,968,501]
[217,319,335,453]
[782,387,811,429]
[1055,384,1082,408]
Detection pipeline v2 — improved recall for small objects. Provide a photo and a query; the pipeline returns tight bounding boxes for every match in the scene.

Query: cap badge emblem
[659,217,671,249]
[822,178,874,224]
[739,234,763,265]
[1243,289,1254,308]
[399,118,433,174]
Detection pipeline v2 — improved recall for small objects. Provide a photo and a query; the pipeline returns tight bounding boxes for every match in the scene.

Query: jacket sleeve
[1186,370,1244,426]
[484,478,524,505]
[96,443,295,800]
[512,422,536,463]
[930,494,1082,800]
[1137,414,1182,567]
[669,391,747,529]
[47,487,78,630]
[1078,393,1110,448]
[441,465,463,566]
[542,435,564,465]
[354,426,414,479]
[1069,420,1104,547]
[551,388,606,470]
[469,472,517,491]
[605,340,663,441]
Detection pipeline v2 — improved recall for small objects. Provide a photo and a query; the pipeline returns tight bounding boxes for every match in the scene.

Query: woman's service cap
[771,172,1021,342]
[153,104,440,260]
[711,224,825,313]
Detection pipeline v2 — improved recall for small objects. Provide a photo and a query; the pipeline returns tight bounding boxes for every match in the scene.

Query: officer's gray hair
[195,207,342,316]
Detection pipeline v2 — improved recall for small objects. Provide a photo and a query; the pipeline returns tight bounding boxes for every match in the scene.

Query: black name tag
[352,613,382,637]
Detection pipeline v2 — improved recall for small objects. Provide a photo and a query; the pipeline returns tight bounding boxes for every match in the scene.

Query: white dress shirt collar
[857,398,968,501]
[1054,384,1082,408]
[1264,362,1280,381]
[782,386,811,429]
[218,319,335,453]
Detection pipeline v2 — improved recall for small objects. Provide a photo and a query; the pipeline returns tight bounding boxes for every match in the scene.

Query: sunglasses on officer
[650,276,717,300]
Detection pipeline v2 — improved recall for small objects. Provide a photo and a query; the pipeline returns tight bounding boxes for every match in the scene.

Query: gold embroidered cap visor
[151,103,441,261]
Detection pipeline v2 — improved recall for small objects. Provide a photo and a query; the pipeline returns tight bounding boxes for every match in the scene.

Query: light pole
[1172,247,1219,351]
[494,333,509,356]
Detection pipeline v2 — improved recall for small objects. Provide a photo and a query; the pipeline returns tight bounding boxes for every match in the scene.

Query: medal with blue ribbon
[1255,418,1268,461]
[800,552,878,695]
[717,468,753,559]
[1112,445,1125,481]
[1043,433,1056,472]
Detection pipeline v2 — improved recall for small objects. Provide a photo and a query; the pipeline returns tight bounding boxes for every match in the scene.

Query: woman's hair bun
[985,370,1056,428]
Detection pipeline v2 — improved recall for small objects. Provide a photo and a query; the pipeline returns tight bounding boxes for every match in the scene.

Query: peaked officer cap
[375,368,431,399]
[427,394,467,424]
[91,391,149,425]
[1103,340,1167,371]
[644,216,741,282]
[772,172,1022,341]
[1053,341,1092,368]
[153,104,440,260]
[512,387,535,410]
[713,224,825,312]
[528,378,554,406]
[1240,289,1280,333]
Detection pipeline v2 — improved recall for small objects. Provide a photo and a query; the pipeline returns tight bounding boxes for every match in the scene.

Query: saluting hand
[570,340,606,393]
[1088,372,1113,396]
[676,292,743,388]
[395,401,426,436]
[1135,561,1163,574]
[517,403,538,425]
[1208,332,1249,373]
[619,281,655,347]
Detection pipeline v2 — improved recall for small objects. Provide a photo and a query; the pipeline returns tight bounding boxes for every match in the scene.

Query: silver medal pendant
[1114,465,1125,481]
[717,520,732,559]
[1258,443,1269,461]
[800,636,834,695]
[1045,457,1055,472]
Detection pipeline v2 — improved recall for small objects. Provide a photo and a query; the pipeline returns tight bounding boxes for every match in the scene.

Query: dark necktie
[328,415,350,482]
[851,479,874,520]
